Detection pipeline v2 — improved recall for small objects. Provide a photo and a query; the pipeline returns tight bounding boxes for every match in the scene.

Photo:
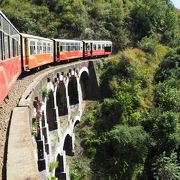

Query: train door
[0,30,4,61]
[21,37,29,71]
[85,43,89,56]
[57,41,60,60]
[53,40,56,62]
[83,41,86,58]
[90,43,93,57]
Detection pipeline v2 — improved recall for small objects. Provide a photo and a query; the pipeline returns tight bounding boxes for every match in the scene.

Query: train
[0,11,112,104]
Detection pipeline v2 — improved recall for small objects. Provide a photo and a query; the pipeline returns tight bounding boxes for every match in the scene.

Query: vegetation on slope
[1,0,180,52]
[70,45,180,179]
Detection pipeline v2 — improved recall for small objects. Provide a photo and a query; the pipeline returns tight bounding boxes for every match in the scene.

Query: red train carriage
[0,11,21,103]
[54,39,83,62]
[83,40,112,58]
[21,33,53,71]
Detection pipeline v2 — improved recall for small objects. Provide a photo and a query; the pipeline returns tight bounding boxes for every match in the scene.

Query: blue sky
[171,0,180,9]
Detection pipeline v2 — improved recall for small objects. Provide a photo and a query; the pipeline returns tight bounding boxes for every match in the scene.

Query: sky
[171,0,180,9]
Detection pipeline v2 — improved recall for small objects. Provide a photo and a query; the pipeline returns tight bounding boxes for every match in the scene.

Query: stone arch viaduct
[6,60,100,180]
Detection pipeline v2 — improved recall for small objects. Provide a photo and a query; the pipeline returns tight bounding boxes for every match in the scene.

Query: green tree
[93,125,150,179]
[129,0,180,43]
[142,109,180,179]
[154,79,180,112]
[155,48,180,83]
[153,152,180,180]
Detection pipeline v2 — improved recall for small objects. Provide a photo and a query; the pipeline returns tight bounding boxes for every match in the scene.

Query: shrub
[42,87,50,98]
[138,36,159,54]
[154,79,180,112]
[155,49,180,83]
[49,161,59,173]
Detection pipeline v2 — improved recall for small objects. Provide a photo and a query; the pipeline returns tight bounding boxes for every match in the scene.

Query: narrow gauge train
[0,11,112,103]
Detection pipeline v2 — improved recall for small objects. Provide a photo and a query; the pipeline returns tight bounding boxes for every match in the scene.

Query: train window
[102,44,105,49]
[76,43,79,51]
[74,43,77,51]
[47,43,52,53]
[12,39,16,57]
[10,37,13,58]
[66,43,70,51]
[86,43,90,50]
[71,43,75,51]
[37,42,42,54]
[93,44,96,50]
[30,41,36,55]
[78,43,80,50]
[47,43,50,53]
[0,31,2,60]
[16,41,20,56]
[60,45,63,51]
[0,16,2,30]
[68,45,70,51]
[43,42,46,53]
[3,18,9,34]
[59,42,64,52]
[62,45,65,52]
[11,37,18,58]
[4,34,9,59]
[10,26,13,35]
[15,40,18,57]
[98,44,101,50]
[65,43,67,51]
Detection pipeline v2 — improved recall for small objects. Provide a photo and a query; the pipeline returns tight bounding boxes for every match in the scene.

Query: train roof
[0,11,19,33]
[54,39,82,43]
[83,40,112,44]
[20,33,53,42]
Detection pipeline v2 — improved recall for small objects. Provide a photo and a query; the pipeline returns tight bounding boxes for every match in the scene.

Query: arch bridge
[7,60,101,180]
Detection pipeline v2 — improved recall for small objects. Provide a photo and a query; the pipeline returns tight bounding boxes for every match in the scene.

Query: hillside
[1,0,180,52]
[70,45,180,179]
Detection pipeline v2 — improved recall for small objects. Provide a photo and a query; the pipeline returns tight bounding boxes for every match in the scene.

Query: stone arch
[78,67,89,79]
[55,152,69,179]
[72,120,80,134]
[46,90,57,131]
[55,154,64,178]
[63,134,74,156]
[79,71,89,100]
[74,119,80,128]
[68,77,79,105]
[56,81,68,116]
[72,116,80,131]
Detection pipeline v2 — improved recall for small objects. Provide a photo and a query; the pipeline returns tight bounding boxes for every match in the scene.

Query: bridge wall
[6,60,100,180]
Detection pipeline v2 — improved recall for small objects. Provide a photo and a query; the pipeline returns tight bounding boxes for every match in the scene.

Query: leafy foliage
[138,36,159,54]
[93,125,150,180]
[155,48,180,83]
[1,0,179,51]
[153,152,180,180]
[49,161,59,173]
